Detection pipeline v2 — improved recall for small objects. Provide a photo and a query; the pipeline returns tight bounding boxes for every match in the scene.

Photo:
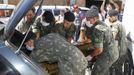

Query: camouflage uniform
[32,18,55,37]
[54,23,76,40]
[89,20,119,75]
[81,21,92,39]
[30,33,88,75]
[110,21,127,57]
[110,20,127,75]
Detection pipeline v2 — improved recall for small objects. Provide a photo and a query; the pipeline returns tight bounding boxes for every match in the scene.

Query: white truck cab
[123,0,134,64]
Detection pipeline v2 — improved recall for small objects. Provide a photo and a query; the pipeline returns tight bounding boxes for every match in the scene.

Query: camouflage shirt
[81,21,92,39]
[30,33,88,75]
[90,20,119,75]
[110,20,127,57]
[54,23,76,39]
[32,18,55,37]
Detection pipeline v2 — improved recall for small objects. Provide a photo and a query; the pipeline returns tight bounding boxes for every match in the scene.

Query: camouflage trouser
[91,50,119,75]
[110,54,127,75]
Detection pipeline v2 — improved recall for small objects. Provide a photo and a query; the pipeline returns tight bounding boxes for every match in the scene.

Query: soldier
[32,11,55,40]
[79,5,99,43]
[30,33,88,75]
[85,8,119,75]
[54,11,76,43]
[108,9,127,75]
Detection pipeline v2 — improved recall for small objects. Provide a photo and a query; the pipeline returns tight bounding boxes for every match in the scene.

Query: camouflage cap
[108,9,118,17]
[90,5,99,11]
[85,8,99,18]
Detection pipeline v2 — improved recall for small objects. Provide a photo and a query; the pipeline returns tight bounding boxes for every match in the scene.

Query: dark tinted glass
[53,9,60,16]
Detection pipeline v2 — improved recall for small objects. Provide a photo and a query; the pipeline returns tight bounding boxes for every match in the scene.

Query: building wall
[0,0,3,3]
[0,0,86,6]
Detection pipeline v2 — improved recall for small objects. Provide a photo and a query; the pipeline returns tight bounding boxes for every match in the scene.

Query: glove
[86,55,92,61]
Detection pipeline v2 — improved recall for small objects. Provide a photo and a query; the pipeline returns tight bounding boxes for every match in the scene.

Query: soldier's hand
[86,55,92,61]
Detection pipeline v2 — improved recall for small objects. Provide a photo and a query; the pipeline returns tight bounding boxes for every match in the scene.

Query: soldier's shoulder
[55,23,64,28]
[55,22,63,25]
[116,21,123,26]
[95,24,108,32]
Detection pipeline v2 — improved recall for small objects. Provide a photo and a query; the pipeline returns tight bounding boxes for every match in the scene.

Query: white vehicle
[122,0,134,74]
[0,4,16,25]
[35,5,90,20]
[123,0,134,63]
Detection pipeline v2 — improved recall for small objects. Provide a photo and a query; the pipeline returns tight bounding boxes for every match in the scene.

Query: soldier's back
[31,33,88,75]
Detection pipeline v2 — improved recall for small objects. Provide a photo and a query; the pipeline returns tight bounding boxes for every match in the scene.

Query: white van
[35,5,90,20]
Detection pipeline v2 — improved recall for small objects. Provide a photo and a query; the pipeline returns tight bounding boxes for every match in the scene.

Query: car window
[0,4,15,17]
[0,55,20,75]
[43,9,52,13]
[53,9,60,16]
[10,30,24,47]
[0,9,9,17]
[0,4,15,24]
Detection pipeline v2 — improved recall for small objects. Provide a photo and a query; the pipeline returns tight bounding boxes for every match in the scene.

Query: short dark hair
[42,11,55,23]
[108,9,118,17]
[64,11,75,22]
[30,7,35,13]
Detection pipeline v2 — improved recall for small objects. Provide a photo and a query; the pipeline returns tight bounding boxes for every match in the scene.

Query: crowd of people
[14,0,134,75]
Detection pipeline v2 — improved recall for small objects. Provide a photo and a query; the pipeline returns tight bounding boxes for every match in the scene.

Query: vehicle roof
[35,5,90,11]
[0,4,16,9]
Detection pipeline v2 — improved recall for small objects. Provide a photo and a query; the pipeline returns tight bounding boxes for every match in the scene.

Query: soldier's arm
[90,29,104,58]
[67,37,73,43]
[79,19,87,42]
[35,32,40,40]
[67,24,76,43]
[100,0,106,17]
[109,0,119,12]
[32,20,41,40]
[90,48,103,57]
[79,27,86,42]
